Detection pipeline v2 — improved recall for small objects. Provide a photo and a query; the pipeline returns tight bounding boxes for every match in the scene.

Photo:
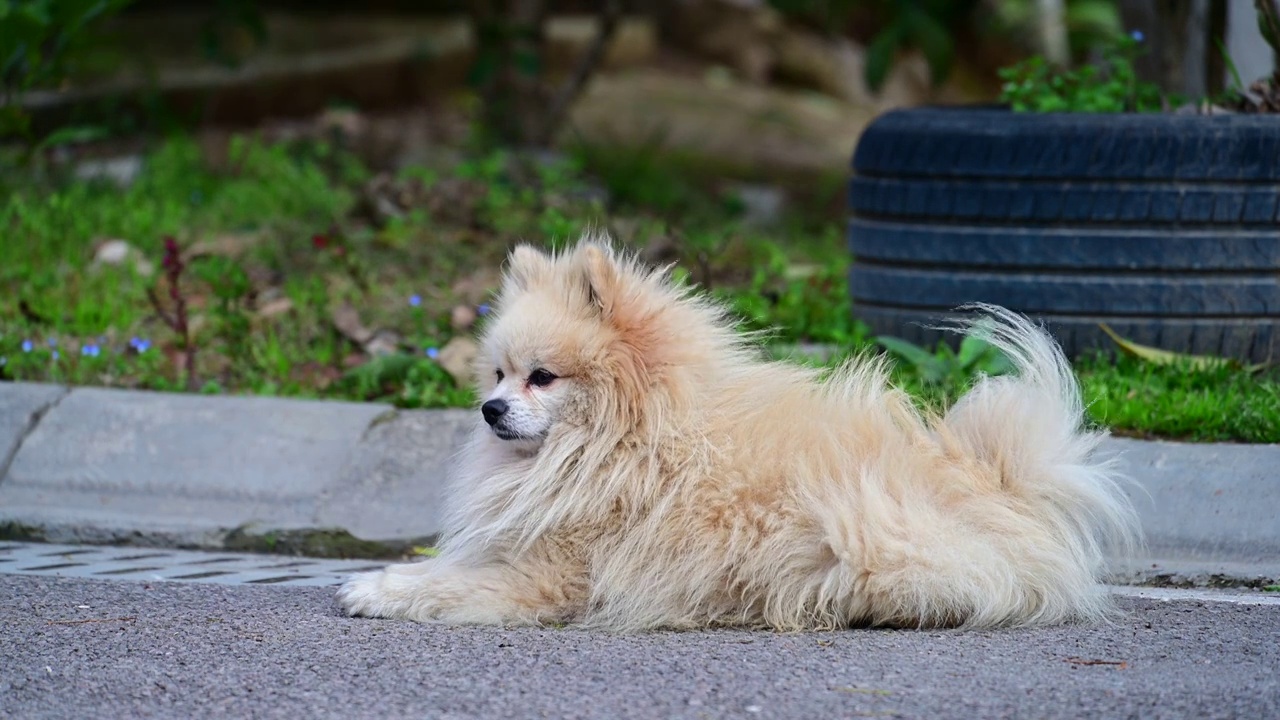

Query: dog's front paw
[336,570,394,618]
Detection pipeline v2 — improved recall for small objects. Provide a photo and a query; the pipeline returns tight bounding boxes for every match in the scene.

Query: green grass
[2,131,1278,443]
[0,131,845,408]
[1077,354,1280,444]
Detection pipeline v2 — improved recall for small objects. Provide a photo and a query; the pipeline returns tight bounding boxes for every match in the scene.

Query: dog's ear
[505,244,554,291]
[580,242,622,317]
[577,241,657,415]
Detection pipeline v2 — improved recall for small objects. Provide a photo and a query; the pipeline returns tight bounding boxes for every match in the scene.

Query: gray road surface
[2,575,1278,720]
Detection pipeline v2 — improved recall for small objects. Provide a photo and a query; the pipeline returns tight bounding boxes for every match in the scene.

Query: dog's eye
[528,368,557,387]
[496,369,505,382]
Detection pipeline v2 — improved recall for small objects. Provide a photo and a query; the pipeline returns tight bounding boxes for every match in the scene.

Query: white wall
[1226,0,1276,88]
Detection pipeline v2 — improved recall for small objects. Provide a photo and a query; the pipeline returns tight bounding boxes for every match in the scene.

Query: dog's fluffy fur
[337,237,1141,631]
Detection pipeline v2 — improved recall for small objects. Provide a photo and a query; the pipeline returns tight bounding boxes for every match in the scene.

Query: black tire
[848,107,1280,363]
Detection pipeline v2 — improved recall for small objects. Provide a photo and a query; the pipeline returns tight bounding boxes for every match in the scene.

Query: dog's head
[473,237,712,449]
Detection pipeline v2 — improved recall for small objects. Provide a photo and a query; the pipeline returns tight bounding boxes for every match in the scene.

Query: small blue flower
[129,337,152,353]
[477,304,491,316]
[425,347,440,359]
[81,344,101,358]
[408,294,423,308]
[51,350,60,361]
[47,337,58,348]
[1131,29,1144,42]
[21,339,33,353]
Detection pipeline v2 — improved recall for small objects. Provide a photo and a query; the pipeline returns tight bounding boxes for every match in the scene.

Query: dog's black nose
[481,399,508,426]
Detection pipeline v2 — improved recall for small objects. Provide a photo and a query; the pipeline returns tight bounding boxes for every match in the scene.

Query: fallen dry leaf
[184,233,258,260]
[331,303,374,345]
[256,297,294,318]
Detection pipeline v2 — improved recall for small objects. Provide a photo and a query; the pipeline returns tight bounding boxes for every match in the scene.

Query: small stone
[363,330,402,358]
[437,337,479,386]
[451,305,477,331]
[95,239,132,265]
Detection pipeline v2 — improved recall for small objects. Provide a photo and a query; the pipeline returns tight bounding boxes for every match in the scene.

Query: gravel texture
[3,575,1278,719]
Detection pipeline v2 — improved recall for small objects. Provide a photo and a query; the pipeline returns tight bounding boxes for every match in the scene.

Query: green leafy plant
[874,330,1015,406]
[721,248,864,346]
[337,353,473,409]
[192,254,253,368]
[999,33,1172,112]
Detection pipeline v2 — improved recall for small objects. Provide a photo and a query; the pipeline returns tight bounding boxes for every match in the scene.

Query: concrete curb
[1,381,1277,584]
[0,382,473,558]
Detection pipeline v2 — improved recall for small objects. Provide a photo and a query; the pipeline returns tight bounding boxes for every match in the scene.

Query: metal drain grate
[0,542,392,587]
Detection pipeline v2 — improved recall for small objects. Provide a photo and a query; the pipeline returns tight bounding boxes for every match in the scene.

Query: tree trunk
[1037,0,1070,65]
[1118,0,1227,99]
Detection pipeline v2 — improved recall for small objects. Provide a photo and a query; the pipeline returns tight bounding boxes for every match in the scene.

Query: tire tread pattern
[847,108,1280,363]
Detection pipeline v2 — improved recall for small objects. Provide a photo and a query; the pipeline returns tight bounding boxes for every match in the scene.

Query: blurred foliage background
[5,0,1279,444]
[2,0,1229,145]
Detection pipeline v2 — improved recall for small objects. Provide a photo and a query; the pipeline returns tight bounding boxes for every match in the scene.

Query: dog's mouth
[492,426,544,442]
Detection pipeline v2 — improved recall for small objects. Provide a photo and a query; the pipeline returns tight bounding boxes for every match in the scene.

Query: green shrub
[999,33,1172,112]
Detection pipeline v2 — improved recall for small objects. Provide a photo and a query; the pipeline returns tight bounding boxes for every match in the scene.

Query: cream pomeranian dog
[337,236,1141,631]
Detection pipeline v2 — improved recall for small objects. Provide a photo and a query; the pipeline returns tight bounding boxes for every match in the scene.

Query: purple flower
[21,339,33,353]
[1131,29,1144,42]
[477,304,491,316]
[425,347,440,359]
[408,294,423,308]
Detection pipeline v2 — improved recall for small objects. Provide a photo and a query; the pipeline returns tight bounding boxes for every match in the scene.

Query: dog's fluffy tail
[939,304,1142,624]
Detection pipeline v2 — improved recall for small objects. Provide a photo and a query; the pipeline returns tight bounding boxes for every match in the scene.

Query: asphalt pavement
[3,574,1278,720]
